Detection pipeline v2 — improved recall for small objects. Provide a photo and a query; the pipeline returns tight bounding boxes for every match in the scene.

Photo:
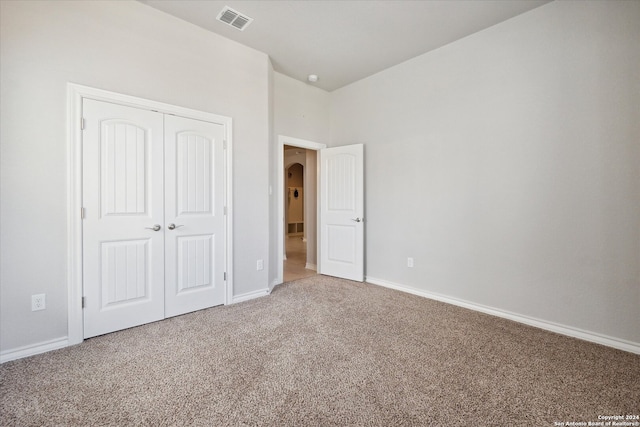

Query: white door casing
[82,99,166,338]
[164,115,226,317]
[319,144,364,282]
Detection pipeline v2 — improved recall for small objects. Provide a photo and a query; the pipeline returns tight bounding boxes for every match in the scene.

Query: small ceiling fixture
[307,74,319,83]
[216,6,253,31]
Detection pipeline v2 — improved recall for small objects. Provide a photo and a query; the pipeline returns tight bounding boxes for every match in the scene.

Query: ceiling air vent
[216,6,253,31]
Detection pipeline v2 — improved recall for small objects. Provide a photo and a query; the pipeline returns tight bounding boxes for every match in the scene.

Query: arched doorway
[286,163,304,237]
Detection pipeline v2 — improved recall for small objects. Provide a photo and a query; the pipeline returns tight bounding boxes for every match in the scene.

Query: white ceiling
[140,0,550,91]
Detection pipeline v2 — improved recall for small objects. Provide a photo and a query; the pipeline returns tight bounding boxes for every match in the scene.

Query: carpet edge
[365,276,640,355]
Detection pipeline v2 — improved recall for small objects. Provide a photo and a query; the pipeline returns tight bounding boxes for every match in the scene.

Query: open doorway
[284,155,315,282]
[277,136,327,285]
[276,136,365,286]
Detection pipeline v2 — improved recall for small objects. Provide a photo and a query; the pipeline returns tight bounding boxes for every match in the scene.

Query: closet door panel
[164,115,226,317]
[82,99,165,338]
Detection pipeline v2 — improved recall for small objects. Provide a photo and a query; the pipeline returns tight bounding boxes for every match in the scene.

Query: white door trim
[276,135,326,287]
[67,83,233,345]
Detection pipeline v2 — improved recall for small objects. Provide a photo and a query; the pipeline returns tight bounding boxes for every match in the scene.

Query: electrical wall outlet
[407,257,414,268]
[32,294,46,311]
[257,259,264,271]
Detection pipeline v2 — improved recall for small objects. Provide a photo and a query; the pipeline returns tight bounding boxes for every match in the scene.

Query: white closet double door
[82,99,226,338]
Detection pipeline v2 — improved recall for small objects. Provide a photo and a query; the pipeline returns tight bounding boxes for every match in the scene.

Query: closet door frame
[67,83,233,345]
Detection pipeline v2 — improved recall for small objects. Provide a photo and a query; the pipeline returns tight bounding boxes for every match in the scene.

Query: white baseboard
[6,279,636,362]
[1,336,69,363]
[305,263,317,271]
[231,288,270,304]
[2,289,271,362]
[269,278,282,293]
[365,276,640,355]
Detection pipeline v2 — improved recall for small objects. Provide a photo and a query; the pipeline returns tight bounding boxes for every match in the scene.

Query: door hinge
[81,297,86,308]
[81,207,85,219]
[224,206,227,215]
[223,140,227,149]
[81,118,85,130]
[224,272,227,281]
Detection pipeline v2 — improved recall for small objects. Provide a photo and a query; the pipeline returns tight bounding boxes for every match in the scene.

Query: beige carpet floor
[1,276,638,426]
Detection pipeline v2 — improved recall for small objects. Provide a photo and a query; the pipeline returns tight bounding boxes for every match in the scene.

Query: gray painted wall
[0,0,270,352]
[270,72,330,286]
[305,150,318,268]
[273,72,331,145]
[330,0,640,344]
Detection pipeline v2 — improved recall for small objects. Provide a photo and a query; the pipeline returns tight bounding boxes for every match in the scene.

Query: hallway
[284,236,317,282]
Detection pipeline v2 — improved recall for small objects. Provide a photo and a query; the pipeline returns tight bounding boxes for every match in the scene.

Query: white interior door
[319,144,364,282]
[164,115,226,317]
[82,99,165,338]
[83,100,227,338]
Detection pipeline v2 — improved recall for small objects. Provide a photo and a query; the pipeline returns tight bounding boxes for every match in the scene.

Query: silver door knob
[167,223,184,230]
[145,224,161,231]
[351,218,364,222]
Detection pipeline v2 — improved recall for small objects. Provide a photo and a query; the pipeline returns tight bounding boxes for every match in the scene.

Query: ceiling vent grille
[216,6,253,31]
